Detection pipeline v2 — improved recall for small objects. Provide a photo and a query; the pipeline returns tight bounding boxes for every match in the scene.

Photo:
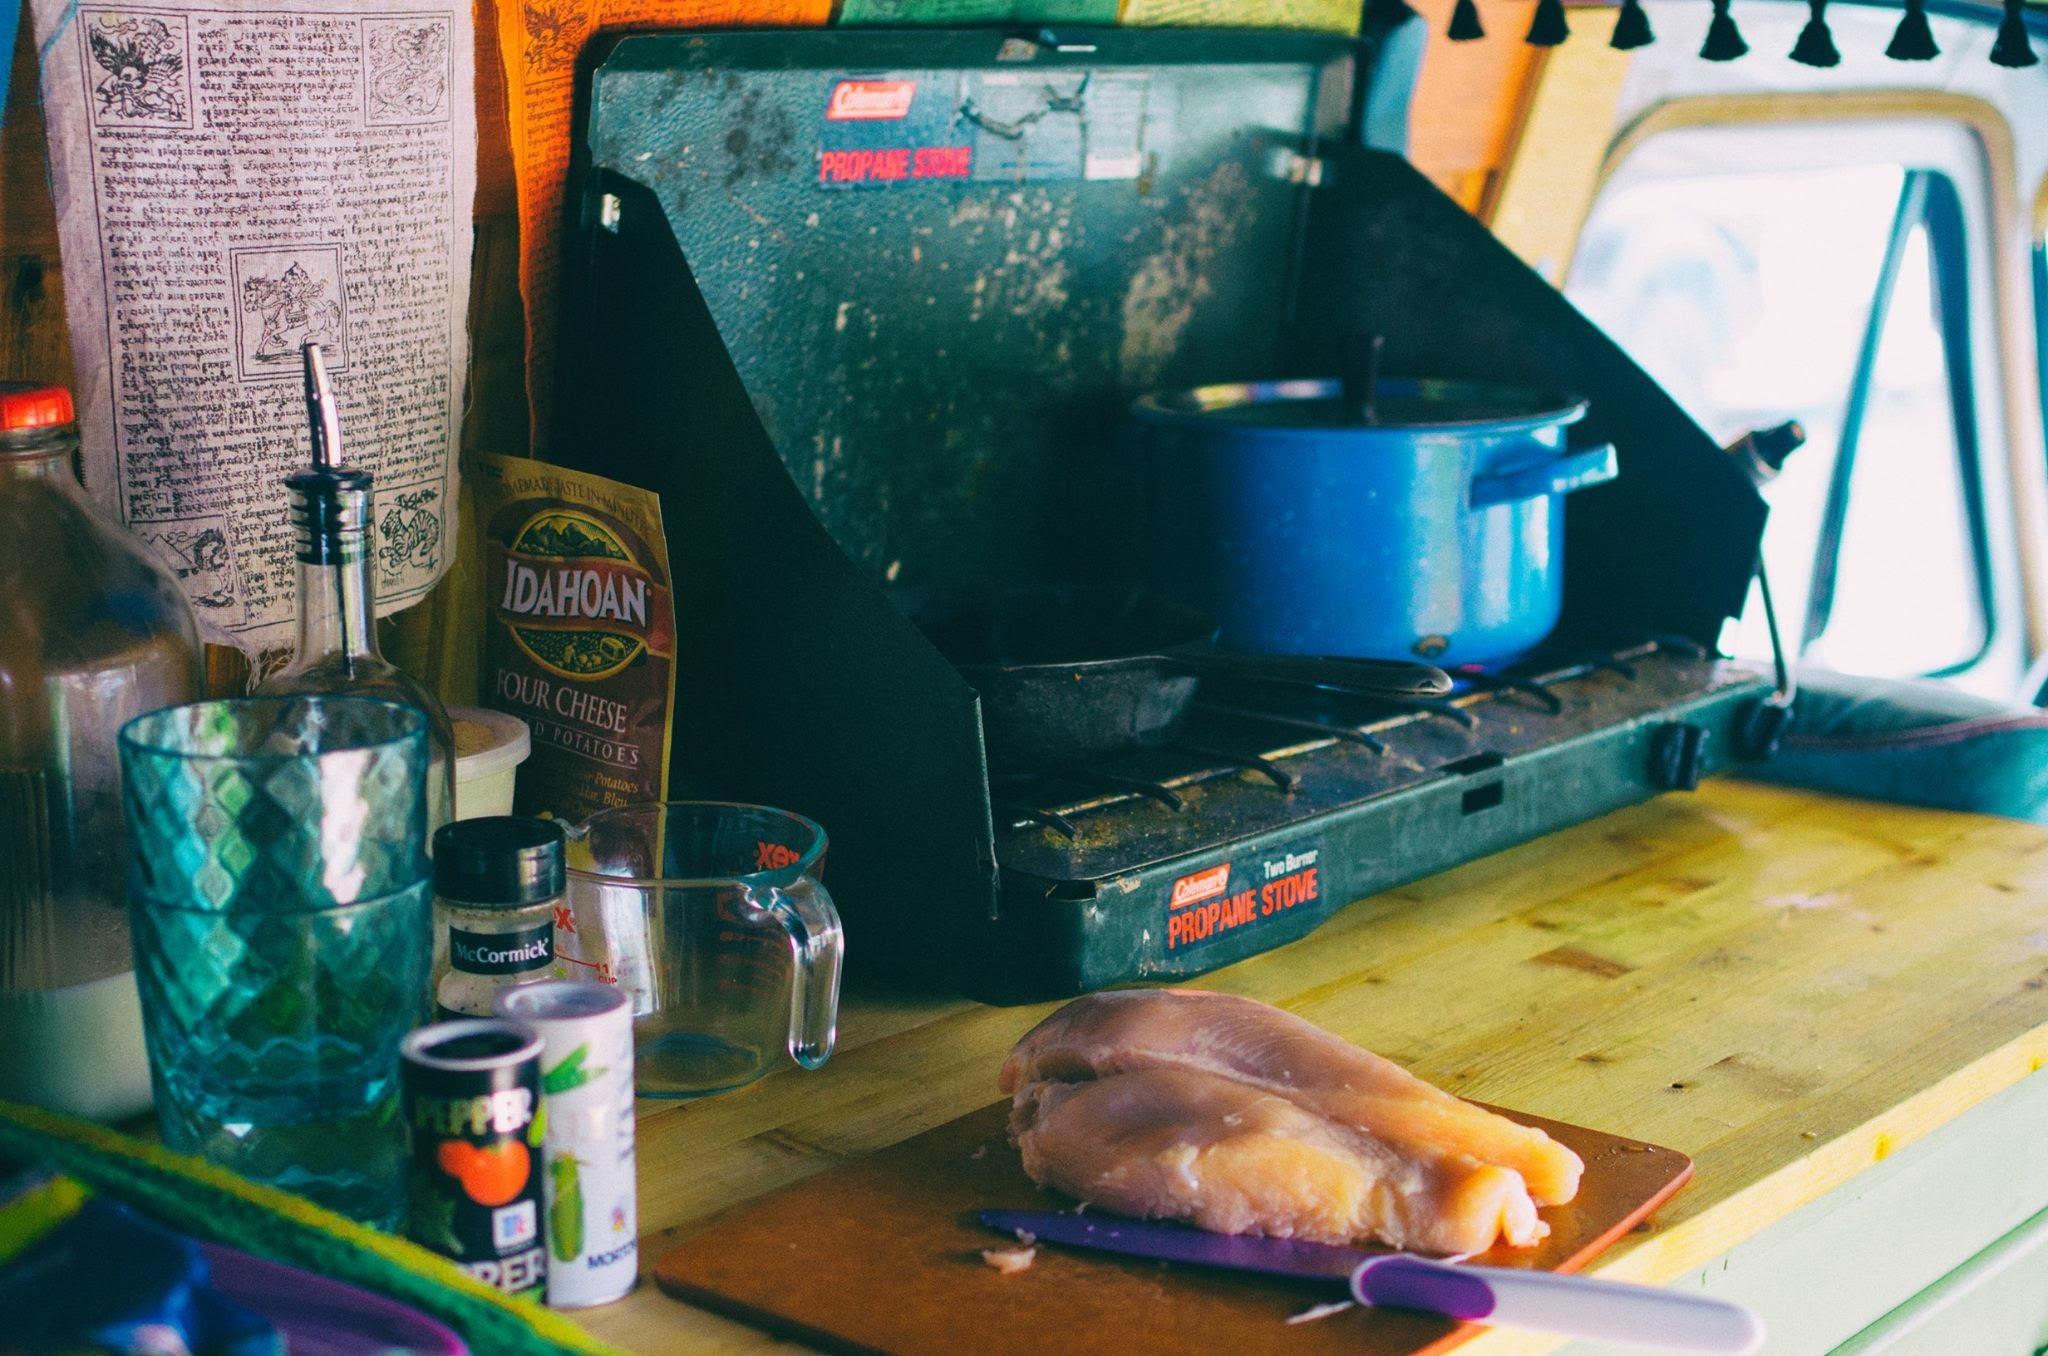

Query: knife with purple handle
[978,1210,1761,1354]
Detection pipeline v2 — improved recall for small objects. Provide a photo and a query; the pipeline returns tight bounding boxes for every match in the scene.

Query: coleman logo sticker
[1169,863,1231,910]
[826,79,916,121]
[489,510,674,682]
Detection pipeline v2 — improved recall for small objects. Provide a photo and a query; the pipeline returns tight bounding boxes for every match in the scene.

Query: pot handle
[1174,652,1452,698]
[1469,442,1618,509]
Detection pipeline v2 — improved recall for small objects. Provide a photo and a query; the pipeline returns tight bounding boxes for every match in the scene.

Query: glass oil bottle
[255,343,455,831]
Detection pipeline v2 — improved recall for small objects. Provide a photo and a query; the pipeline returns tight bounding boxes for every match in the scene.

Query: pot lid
[1133,378,1588,435]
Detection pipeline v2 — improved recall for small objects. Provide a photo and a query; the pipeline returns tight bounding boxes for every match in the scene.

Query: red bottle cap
[0,384,77,433]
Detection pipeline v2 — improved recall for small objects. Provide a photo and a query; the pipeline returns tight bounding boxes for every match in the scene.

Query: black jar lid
[433,816,566,906]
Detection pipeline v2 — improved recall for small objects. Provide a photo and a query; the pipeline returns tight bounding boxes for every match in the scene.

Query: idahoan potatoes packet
[475,454,676,822]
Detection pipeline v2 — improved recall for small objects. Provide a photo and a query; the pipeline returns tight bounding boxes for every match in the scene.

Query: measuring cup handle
[764,876,844,1070]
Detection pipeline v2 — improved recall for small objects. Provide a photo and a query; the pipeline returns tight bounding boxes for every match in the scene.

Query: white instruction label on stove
[1165,840,1323,953]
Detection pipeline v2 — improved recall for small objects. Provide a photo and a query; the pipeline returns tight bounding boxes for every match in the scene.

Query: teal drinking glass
[119,697,432,1226]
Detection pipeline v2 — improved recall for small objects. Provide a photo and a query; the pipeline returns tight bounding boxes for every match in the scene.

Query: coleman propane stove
[979,637,1768,996]
[557,24,1780,1000]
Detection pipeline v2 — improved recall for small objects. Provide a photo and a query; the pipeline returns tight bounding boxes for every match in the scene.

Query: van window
[1820,216,1983,677]
[1568,132,1989,681]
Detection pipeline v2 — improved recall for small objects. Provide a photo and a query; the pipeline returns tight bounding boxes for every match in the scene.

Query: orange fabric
[493,0,831,455]
[1404,0,1545,213]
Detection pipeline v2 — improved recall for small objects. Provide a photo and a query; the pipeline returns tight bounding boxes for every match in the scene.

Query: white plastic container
[0,970,153,1120]
[450,706,531,819]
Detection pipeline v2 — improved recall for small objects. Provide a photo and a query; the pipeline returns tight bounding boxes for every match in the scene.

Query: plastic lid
[0,384,76,433]
[433,815,565,906]
[448,706,533,781]
[401,1018,543,1071]
[495,979,629,1023]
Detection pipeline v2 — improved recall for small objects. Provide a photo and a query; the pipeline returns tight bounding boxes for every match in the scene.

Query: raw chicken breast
[1012,1067,1547,1254]
[1001,988,1582,1207]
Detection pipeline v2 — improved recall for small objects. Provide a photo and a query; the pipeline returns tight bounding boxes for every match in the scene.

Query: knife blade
[979,1208,1366,1281]
[977,1210,1762,1354]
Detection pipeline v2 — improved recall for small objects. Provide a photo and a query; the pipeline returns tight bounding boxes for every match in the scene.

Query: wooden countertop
[577,781,2048,1354]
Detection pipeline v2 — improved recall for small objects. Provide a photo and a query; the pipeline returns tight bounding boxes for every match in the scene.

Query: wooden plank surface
[1584,1069,2048,1354]
[577,782,2048,1353]
[652,1103,1692,1356]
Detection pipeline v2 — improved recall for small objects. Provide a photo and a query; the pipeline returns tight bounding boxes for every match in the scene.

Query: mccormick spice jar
[432,817,567,1020]
[400,1019,547,1297]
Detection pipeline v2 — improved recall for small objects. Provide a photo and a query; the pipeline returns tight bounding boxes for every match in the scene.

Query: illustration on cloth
[232,247,348,381]
[84,13,192,127]
[378,487,444,581]
[142,519,241,617]
[520,0,586,74]
[365,17,450,124]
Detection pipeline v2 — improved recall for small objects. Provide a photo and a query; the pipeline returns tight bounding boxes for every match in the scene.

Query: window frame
[1801,169,1996,678]
[1563,93,2035,694]
[2029,176,2048,704]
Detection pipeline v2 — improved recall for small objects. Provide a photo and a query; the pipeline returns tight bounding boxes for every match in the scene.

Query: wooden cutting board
[654,1101,1693,1356]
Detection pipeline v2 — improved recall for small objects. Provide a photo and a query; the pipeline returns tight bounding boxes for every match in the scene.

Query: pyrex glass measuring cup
[562,802,843,1098]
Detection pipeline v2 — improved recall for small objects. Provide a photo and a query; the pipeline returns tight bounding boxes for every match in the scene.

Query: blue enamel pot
[1129,378,1618,666]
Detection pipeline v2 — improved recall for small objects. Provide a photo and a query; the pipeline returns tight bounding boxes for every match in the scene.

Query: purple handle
[1354,1255,1497,1320]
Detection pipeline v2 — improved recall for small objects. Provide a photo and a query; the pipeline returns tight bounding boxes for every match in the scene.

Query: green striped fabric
[0,1099,626,1356]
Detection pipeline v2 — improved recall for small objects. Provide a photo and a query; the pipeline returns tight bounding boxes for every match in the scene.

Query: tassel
[1991,0,2038,66]
[1700,0,1748,59]
[1790,0,1840,65]
[1448,0,1485,41]
[1611,0,1655,48]
[1525,0,1569,45]
[1885,0,1939,60]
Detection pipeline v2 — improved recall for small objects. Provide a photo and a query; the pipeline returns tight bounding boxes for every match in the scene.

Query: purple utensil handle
[1352,1256,1763,1354]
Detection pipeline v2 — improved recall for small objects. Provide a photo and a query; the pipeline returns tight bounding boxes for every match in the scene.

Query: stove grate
[1190,702,1389,754]
[988,637,1693,832]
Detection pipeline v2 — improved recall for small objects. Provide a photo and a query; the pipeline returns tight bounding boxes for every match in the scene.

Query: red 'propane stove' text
[818,146,973,184]
[1166,851,1321,951]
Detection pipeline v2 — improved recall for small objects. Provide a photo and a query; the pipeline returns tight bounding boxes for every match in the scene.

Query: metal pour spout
[289,340,368,676]
[302,341,343,468]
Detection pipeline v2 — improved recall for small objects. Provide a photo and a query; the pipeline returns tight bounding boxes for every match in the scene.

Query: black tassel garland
[1991,0,2038,66]
[1448,0,1484,41]
[1885,0,1939,60]
[1790,0,1840,65]
[1526,0,1569,45]
[1611,0,1655,48]
[1701,0,1748,59]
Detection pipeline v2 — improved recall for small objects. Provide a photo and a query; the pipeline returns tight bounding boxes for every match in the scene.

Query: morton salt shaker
[432,816,567,1020]
[496,980,638,1308]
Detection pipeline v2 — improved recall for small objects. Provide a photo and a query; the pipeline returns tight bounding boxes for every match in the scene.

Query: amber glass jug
[0,384,201,1119]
